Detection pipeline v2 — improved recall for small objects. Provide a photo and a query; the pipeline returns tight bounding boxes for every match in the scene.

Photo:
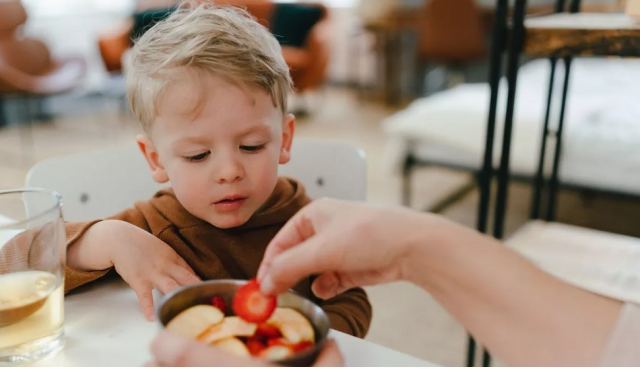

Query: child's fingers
[314,339,344,366]
[150,330,262,366]
[170,265,201,286]
[132,283,155,321]
[172,253,198,276]
[153,275,180,295]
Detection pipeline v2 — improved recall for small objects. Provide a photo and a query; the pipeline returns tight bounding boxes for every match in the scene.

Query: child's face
[137,71,294,229]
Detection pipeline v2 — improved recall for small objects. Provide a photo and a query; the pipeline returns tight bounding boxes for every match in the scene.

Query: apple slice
[212,337,250,357]
[198,316,257,343]
[266,307,314,344]
[259,345,293,361]
[166,305,224,339]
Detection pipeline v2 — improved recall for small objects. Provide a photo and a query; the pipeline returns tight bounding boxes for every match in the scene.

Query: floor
[3,86,639,366]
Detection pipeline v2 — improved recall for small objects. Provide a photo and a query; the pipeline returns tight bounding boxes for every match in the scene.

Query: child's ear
[136,135,169,183]
[278,113,295,164]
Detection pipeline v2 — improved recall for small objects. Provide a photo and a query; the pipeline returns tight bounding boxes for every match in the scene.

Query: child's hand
[106,222,201,320]
[68,220,201,320]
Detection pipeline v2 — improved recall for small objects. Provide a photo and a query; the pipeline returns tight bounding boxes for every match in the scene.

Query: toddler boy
[64,3,370,338]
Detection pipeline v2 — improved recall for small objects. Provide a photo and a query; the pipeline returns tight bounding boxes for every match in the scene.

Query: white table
[37,278,433,366]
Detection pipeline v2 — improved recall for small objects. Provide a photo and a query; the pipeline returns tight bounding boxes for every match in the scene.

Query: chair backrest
[25,138,366,222]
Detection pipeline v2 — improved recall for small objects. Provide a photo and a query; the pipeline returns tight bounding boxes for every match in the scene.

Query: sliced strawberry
[255,323,281,339]
[245,337,266,356]
[233,279,276,323]
[210,295,226,313]
[267,337,290,348]
[292,341,313,353]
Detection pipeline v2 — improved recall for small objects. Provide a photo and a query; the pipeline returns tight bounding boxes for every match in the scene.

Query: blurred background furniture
[414,0,488,97]
[474,0,640,365]
[0,0,86,127]
[384,58,640,209]
[97,0,330,95]
[359,0,491,106]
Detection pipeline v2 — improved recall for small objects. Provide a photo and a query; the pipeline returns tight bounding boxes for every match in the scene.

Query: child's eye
[184,151,210,162]
[240,144,265,153]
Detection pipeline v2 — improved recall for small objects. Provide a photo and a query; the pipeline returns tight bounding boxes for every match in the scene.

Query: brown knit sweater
[63,177,371,338]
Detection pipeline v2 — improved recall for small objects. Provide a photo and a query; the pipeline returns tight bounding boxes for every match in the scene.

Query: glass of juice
[0,189,65,364]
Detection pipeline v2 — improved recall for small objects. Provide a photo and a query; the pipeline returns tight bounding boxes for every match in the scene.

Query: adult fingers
[261,236,338,295]
[314,339,344,366]
[312,270,387,299]
[150,330,263,366]
[133,283,155,321]
[311,273,344,300]
[258,207,316,281]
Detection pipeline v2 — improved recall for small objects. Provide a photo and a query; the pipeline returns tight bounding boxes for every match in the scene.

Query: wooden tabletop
[524,13,640,57]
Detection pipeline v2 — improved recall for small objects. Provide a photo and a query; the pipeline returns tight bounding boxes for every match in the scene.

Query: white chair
[25,138,367,221]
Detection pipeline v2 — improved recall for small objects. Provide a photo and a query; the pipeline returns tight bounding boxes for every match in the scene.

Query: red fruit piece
[292,341,313,353]
[267,337,289,347]
[246,337,266,356]
[233,279,276,323]
[256,323,281,339]
[210,295,226,313]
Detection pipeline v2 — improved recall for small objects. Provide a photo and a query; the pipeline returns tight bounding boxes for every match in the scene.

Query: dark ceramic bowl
[157,279,330,366]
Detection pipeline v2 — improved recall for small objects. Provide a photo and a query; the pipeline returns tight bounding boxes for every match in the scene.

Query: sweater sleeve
[317,287,372,338]
[64,204,153,293]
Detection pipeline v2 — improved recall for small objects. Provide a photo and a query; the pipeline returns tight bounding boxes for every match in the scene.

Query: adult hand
[149,330,344,366]
[258,198,432,298]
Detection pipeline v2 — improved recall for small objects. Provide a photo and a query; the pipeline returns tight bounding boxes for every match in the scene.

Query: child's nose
[214,156,244,184]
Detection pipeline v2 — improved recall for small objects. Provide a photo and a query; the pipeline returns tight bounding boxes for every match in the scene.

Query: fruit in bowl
[157,279,329,366]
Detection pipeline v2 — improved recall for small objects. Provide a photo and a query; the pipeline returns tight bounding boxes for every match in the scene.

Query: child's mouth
[213,196,247,212]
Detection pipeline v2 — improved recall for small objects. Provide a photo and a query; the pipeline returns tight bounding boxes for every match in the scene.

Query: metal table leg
[470,0,509,366]
[546,57,573,221]
[530,57,558,219]
[484,0,527,364]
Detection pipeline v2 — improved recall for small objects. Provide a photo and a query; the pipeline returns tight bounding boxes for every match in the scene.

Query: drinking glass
[0,189,65,364]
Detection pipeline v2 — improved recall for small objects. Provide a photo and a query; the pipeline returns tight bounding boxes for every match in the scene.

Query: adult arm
[258,198,623,365]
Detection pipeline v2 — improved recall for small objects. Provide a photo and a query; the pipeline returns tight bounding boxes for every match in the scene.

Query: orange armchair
[97,0,330,93]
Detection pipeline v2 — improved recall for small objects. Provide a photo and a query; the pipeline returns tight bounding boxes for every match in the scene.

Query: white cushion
[507,220,640,304]
[384,58,640,195]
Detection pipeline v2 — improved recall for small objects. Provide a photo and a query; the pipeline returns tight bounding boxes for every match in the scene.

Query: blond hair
[126,3,292,132]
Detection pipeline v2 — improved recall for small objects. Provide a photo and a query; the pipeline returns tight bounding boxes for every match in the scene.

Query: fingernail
[257,262,270,281]
[261,276,274,295]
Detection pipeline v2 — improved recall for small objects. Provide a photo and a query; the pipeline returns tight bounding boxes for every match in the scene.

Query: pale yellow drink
[0,271,64,352]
